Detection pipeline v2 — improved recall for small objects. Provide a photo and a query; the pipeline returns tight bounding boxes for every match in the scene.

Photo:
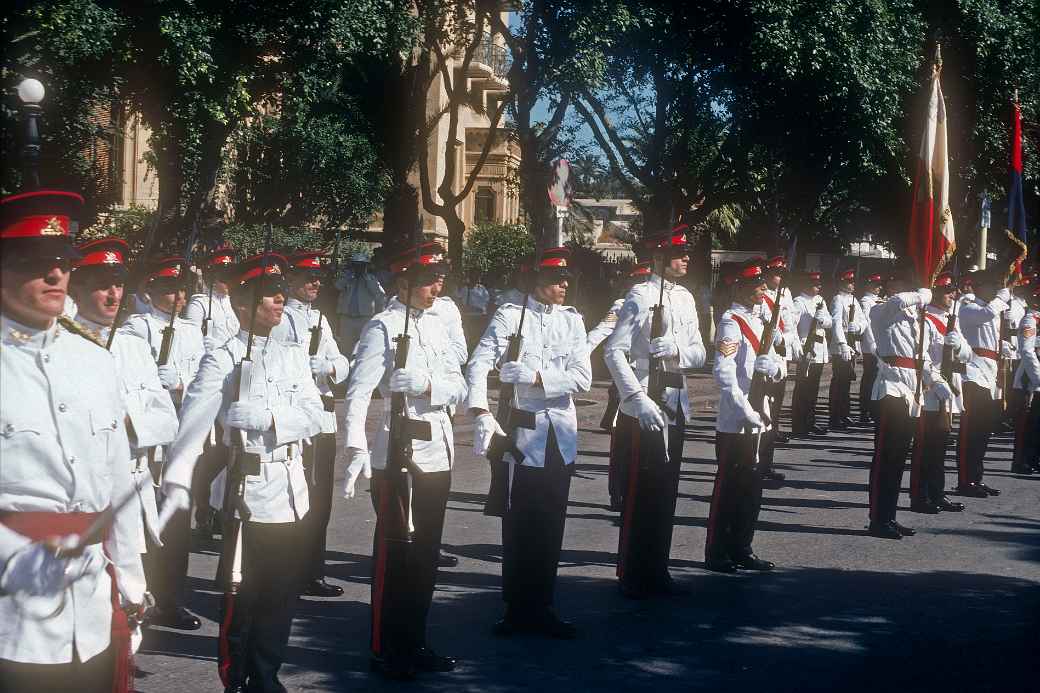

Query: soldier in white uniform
[342,242,467,680]
[867,267,953,539]
[761,255,799,462]
[827,269,867,430]
[0,189,146,693]
[604,226,706,598]
[119,256,205,630]
[858,272,884,423]
[159,252,325,693]
[468,249,591,638]
[955,269,1014,497]
[183,245,241,347]
[270,250,350,597]
[908,273,968,513]
[791,272,832,435]
[68,237,181,559]
[705,261,783,572]
[1011,284,1040,472]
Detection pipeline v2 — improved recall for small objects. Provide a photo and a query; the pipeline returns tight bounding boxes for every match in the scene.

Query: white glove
[226,401,273,431]
[1000,340,1016,359]
[389,368,430,396]
[943,331,962,349]
[996,288,1011,303]
[788,339,803,363]
[310,355,335,378]
[155,485,191,536]
[0,543,66,596]
[772,329,785,347]
[754,354,780,378]
[343,449,371,499]
[916,288,933,305]
[650,336,679,359]
[814,306,829,321]
[932,380,954,403]
[474,412,505,457]
[631,394,665,432]
[839,344,854,361]
[203,335,222,353]
[499,361,538,385]
[740,400,766,430]
[157,364,179,390]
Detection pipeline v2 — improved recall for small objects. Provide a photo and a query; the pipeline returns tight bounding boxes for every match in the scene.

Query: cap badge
[103,251,118,264]
[41,217,64,236]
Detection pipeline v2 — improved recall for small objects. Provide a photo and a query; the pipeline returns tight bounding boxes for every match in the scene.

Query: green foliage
[461,223,535,287]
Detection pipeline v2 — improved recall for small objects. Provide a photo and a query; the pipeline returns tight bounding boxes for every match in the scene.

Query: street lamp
[16,78,46,190]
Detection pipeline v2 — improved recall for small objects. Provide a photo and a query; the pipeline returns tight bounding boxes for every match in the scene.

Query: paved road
[136,375,1040,692]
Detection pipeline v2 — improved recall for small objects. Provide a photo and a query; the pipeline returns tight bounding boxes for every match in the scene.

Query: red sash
[973,347,998,360]
[924,312,947,336]
[762,294,785,331]
[730,314,761,353]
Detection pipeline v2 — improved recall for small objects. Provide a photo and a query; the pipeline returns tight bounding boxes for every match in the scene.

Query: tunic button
[43,354,51,363]
[141,383,147,390]
[111,421,118,430]
[58,403,68,412]
[69,456,76,464]
[4,424,13,434]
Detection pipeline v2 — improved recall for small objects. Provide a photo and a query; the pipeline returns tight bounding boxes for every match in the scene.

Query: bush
[462,223,535,288]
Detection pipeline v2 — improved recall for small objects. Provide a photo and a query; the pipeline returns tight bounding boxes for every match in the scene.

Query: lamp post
[979,192,991,270]
[16,78,46,190]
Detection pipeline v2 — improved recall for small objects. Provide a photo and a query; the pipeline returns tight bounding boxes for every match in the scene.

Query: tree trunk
[446,213,465,270]
[381,177,420,254]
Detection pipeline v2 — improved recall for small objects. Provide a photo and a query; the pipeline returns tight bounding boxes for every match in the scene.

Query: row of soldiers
[2,184,1038,693]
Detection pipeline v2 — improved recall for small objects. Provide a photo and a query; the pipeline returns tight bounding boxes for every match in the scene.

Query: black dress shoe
[150,606,202,631]
[224,686,246,693]
[437,551,459,568]
[937,496,965,512]
[810,424,829,435]
[955,483,988,498]
[733,553,775,571]
[1011,464,1034,474]
[891,520,915,536]
[414,648,456,672]
[867,522,902,539]
[302,579,344,597]
[653,574,689,595]
[910,500,940,514]
[761,470,786,482]
[774,431,790,444]
[370,655,417,680]
[978,483,1001,496]
[705,557,738,573]
[532,609,577,640]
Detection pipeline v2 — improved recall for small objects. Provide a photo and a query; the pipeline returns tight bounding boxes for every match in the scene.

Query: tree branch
[573,98,642,199]
[576,90,646,185]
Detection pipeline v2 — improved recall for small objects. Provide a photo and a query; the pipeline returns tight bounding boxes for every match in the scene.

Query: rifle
[997,308,1010,411]
[202,276,214,337]
[647,257,684,419]
[798,298,824,380]
[846,300,859,380]
[939,311,963,396]
[106,208,163,351]
[747,276,785,430]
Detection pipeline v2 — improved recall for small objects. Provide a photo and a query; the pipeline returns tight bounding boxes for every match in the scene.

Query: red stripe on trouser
[957,409,970,487]
[616,420,641,579]
[371,479,389,655]
[909,415,925,501]
[218,594,235,686]
[704,441,729,556]
[869,408,887,523]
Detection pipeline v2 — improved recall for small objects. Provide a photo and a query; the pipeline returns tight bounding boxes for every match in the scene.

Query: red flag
[907,64,956,286]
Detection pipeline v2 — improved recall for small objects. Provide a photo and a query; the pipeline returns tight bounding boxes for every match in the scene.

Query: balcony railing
[472,34,510,79]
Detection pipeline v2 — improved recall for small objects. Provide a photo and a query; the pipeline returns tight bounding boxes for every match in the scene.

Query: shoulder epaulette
[58,315,106,348]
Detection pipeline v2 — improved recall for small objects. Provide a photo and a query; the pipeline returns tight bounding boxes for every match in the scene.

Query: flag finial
[934,43,942,71]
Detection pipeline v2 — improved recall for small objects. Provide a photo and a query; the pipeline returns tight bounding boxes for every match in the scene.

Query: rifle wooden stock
[798,299,824,380]
[485,331,536,517]
[846,301,858,381]
[385,332,432,540]
[747,280,785,429]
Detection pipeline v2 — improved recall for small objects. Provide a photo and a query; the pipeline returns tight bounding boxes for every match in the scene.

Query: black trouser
[192,424,227,525]
[615,409,685,592]
[868,396,916,525]
[600,383,620,430]
[705,431,764,561]
[792,362,824,432]
[143,488,191,612]
[607,412,631,510]
[910,410,951,505]
[1013,390,1039,469]
[859,353,879,421]
[828,357,855,424]
[956,382,1001,487]
[0,647,113,693]
[770,375,789,434]
[370,469,451,663]
[303,426,337,582]
[502,426,572,612]
[219,520,306,692]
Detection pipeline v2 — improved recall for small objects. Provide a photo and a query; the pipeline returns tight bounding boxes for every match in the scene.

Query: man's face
[400,272,444,310]
[664,252,688,279]
[150,281,186,314]
[766,273,782,290]
[534,277,568,305]
[840,279,855,294]
[935,289,956,310]
[808,283,821,296]
[212,276,230,296]
[0,258,70,327]
[289,272,321,303]
[749,281,767,306]
[72,271,124,325]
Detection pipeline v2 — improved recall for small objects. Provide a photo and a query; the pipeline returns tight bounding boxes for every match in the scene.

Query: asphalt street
[136,373,1040,692]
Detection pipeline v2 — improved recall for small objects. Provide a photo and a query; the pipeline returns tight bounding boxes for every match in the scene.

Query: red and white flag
[907,64,956,286]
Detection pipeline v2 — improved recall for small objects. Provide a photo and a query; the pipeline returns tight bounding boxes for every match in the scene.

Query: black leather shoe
[910,500,940,514]
[955,483,988,498]
[654,574,689,595]
[532,609,577,640]
[891,520,916,537]
[414,648,456,672]
[705,557,738,573]
[734,553,775,571]
[810,424,829,435]
[867,522,902,539]
[302,579,343,597]
[774,431,790,444]
[224,686,246,693]
[370,655,416,681]
[1011,464,1034,474]
[937,496,965,512]
[761,470,786,482]
[978,483,1001,496]
[150,606,201,631]
[437,551,459,568]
